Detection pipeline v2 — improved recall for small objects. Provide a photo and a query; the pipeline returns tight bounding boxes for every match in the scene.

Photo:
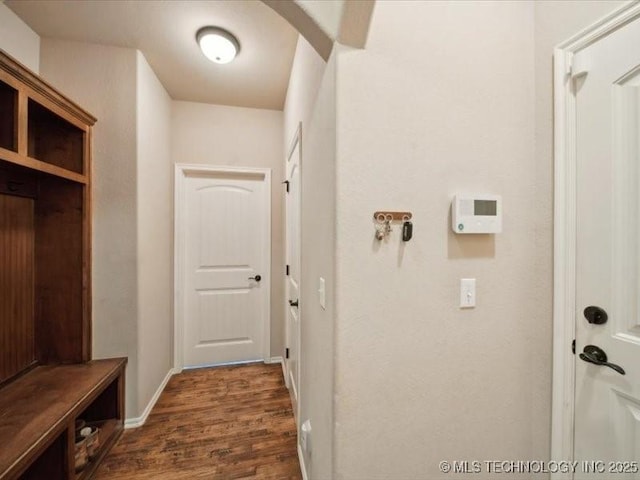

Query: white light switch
[460,278,476,308]
[319,277,326,310]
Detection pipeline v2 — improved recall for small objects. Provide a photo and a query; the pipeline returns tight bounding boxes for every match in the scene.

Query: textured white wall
[0,3,39,72]
[283,35,335,479]
[329,1,631,477]
[333,2,539,477]
[40,39,140,417]
[284,37,326,147]
[170,101,285,356]
[136,51,173,415]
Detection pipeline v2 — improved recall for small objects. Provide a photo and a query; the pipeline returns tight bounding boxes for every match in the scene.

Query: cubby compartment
[19,432,67,480]
[0,80,17,152]
[0,164,88,385]
[28,99,85,174]
[0,161,39,387]
[75,377,124,480]
[0,189,36,385]
[35,176,88,364]
[80,377,121,423]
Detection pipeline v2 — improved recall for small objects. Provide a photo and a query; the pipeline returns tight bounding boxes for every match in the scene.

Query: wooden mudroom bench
[0,359,126,480]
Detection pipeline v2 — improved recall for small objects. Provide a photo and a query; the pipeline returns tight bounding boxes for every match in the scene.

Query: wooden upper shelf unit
[0,50,96,184]
[0,50,97,384]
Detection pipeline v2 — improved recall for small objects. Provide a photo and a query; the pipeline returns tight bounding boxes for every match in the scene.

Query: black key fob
[402,221,413,241]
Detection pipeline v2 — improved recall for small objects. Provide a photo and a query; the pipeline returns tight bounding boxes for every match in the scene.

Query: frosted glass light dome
[196,27,240,64]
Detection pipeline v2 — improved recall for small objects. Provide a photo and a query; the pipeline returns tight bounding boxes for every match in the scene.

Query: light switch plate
[319,277,326,310]
[460,278,476,308]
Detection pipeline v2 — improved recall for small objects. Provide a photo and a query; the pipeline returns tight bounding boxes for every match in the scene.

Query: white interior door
[574,18,640,477]
[285,129,301,418]
[179,167,270,368]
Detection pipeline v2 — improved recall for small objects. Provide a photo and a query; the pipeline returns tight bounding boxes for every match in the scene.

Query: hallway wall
[333,2,538,477]
[330,1,627,477]
[136,51,174,417]
[283,35,336,479]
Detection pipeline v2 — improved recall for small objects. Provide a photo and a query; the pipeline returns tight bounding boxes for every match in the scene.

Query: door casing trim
[552,1,640,472]
[284,122,302,426]
[173,163,272,372]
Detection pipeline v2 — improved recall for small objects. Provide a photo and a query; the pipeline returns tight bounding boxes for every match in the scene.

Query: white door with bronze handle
[573,17,640,477]
[181,168,270,367]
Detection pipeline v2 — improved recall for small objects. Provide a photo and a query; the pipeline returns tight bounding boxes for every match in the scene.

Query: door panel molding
[174,164,272,372]
[553,2,640,473]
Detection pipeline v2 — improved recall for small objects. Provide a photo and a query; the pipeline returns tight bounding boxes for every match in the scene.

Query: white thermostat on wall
[452,194,502,234]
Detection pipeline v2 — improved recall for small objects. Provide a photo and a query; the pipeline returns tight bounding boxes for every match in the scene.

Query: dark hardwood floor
[94,363,301,479]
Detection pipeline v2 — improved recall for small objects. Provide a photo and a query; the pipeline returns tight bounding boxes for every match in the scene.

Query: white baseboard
[264,356,287,384]
[264,356,283,365]
[125,368,174,429]
[298,443,309,480]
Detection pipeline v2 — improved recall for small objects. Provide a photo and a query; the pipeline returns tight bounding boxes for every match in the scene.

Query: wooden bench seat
[0,358,126,480]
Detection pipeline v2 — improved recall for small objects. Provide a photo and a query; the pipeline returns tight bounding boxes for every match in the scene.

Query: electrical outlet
[301,420,312,454]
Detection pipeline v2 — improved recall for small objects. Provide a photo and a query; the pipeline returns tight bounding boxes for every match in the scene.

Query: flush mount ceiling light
[196,26,240,64]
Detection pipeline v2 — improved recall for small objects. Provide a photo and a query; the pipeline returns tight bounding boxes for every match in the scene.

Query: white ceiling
[6,0,299,110]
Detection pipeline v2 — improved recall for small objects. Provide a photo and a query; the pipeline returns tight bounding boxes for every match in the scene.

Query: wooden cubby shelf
[0,148,87,184]
[0,49,125,480]
[28,99,85,175]
[0,50,94,185]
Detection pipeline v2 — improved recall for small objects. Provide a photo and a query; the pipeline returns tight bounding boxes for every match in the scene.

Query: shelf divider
[0,147,88,184]
[17,89,27,156]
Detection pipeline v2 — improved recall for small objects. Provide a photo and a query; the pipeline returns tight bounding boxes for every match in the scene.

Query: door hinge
[283,180,290,193]
[569,52,589,80]
[285,348,290,359]
[572,339,576,355]
[286,265,290,276]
